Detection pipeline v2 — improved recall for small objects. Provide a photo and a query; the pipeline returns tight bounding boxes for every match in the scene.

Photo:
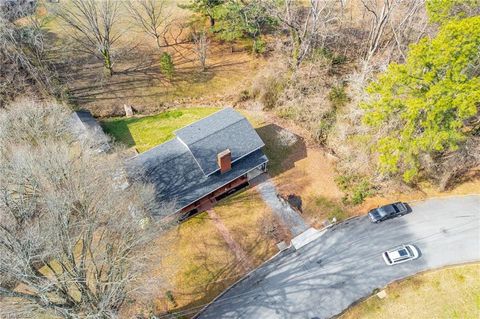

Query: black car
[368,202,408,223]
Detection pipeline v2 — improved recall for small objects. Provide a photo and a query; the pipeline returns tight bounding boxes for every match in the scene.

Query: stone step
[291,227,327,250]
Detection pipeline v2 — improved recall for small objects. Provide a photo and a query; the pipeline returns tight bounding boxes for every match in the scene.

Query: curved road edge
[195,194,480,319]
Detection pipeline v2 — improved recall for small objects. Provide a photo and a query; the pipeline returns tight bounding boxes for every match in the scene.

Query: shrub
[336,174,375,205]
[159,52,174,80]
[276,106,297,120]
[350,180,374,205]
[165,290,177,307]
[314,110,336,144]
[251,60,288,110]
[237,89,251,102]
[332,54,347,65]
[254,76,285,109]
[311,48,347,66]
[314,196,348,221]
[328,85,349,108]
[252,38,267,55]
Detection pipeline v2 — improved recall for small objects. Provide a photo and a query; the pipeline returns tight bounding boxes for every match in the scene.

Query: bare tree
[55,0,122,76]
[126,0,171,50]
[387,0,428,61]
[0,11,57,107]
[264,0,338,68]
[360,0,428,63]
[361,0,398,63]
[192,30,209,71]
[0,101,167,318]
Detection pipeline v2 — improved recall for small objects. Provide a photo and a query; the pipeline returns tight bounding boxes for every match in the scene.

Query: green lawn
[101,108,220,152]
[340,264,480,319]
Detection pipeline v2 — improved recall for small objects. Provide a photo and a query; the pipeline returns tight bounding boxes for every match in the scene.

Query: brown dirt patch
[272,147,347,227]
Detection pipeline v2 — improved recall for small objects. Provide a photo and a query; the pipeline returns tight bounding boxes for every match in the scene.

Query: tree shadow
[255,124,307,177]
[173,69,216,85]
[101,118,136,149]
[154,223,276,319]
[195,214,431,319]
[287,194,303,212]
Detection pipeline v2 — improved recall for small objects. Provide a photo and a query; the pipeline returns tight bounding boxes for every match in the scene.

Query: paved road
[197,195,480,319]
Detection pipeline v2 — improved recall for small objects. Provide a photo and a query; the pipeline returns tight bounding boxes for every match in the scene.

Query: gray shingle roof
[129,147,268,213]
[129,140,267,212]
[70,110,110,152]
[175,108,265,175]
[128,108,267,214]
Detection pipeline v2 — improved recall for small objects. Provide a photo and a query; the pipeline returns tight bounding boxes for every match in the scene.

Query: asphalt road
[196,195,480,319]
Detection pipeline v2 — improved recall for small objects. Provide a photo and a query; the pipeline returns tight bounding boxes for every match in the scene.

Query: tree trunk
[155,36,162,51]
[102,49,114,77]
[290,29,301,68]
[209,15,215,27]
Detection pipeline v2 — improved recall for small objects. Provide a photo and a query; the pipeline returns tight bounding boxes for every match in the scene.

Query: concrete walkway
[255,176,309,236]
[207,209,254,272]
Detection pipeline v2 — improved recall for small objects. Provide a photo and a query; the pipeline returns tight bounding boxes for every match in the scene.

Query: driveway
[196,195,480,319]
[255,175,309,236]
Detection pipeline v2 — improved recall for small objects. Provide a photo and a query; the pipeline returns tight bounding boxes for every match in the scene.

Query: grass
[37,0,266,117]
[214,188,279,265]
[42,0,265,116]
[128,212,240,317]
[311,196,348,222]
[340,264,480,319]
[162,213,239,303]
[128,189,279,317]
[101,108,219,152]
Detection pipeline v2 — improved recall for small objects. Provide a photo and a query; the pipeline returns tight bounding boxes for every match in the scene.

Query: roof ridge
[129,137,189,160]
[176,116,246,151]
[176,136,206,175]
[173,107,239,135]
[73,111,89,132]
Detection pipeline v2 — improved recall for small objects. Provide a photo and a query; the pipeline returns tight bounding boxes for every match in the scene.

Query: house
[128,108,268,220]
[70,110,111,153]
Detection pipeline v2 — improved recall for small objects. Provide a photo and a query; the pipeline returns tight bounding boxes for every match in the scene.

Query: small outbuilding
[70,110,111,153]
[129,108,268,220]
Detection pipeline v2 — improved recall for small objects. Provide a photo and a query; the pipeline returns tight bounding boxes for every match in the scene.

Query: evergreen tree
[362,16,480,182]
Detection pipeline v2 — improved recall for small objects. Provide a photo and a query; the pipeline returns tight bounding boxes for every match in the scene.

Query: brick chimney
[217,149,232,174]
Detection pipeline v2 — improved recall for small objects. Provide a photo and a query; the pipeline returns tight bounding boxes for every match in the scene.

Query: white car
[382,244,419,265]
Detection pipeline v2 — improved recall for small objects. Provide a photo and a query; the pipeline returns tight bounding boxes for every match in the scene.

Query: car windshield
[380,205,397,215]
[390,248,411,261]
[377,207,388,217]
[405,246,414,255]
[398,249,408,257]
[371,211,382,218]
